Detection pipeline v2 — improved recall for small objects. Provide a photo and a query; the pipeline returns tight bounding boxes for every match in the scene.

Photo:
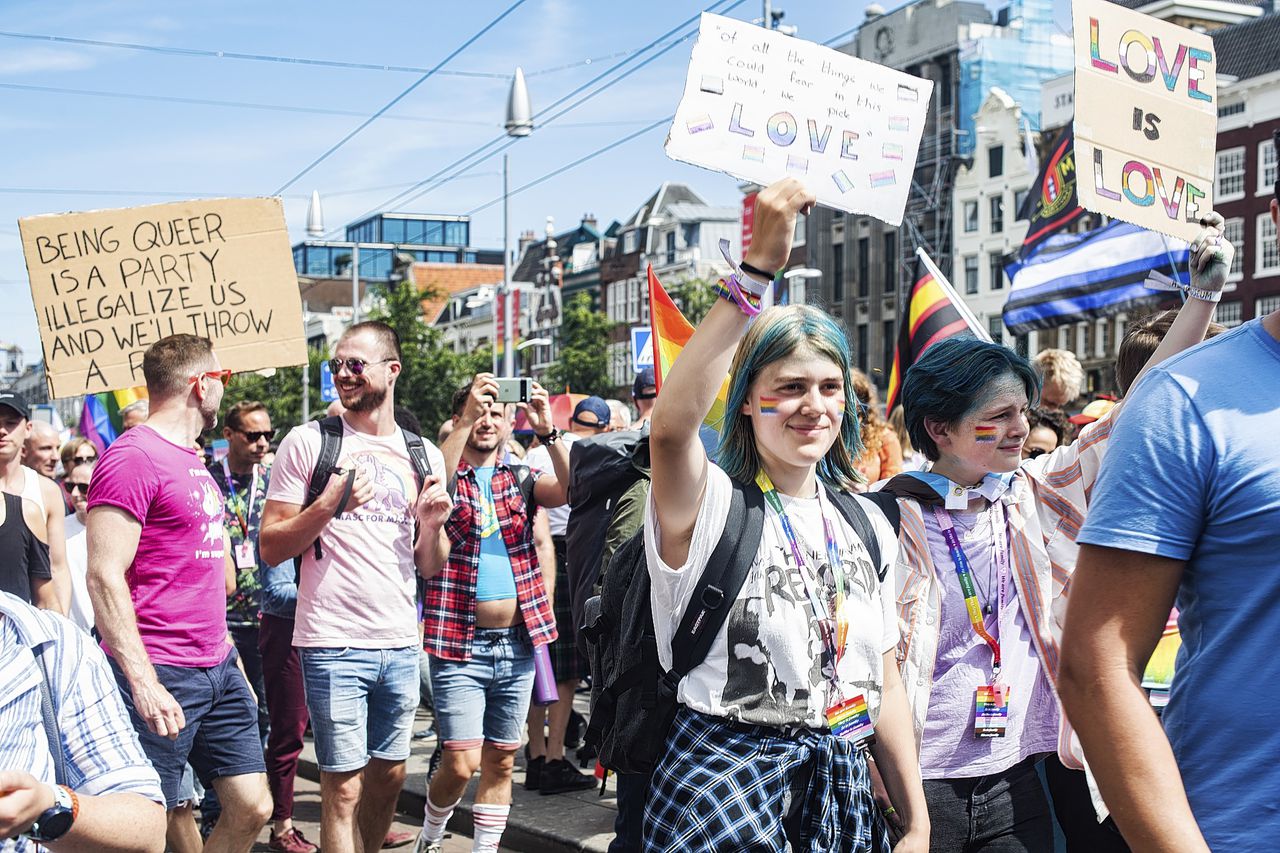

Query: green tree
[544,291,612,395]
[223,346,327,433]
[671,276,718,325]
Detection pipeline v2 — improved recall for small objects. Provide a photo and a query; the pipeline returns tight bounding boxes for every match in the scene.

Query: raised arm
[649,179,814,567]
[524,382,571,509]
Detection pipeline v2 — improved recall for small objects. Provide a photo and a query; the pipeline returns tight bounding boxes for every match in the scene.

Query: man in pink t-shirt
[87,334,270,852]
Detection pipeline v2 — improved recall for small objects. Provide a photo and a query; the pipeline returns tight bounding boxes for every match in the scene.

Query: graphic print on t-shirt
[193,475,226,560]
[339,449,414,525]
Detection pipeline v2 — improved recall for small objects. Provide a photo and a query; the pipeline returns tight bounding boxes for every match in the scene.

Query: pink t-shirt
[267,418,444,649]
[88,425,230,668]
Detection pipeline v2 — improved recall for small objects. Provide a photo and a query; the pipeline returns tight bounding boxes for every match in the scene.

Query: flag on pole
[78,386,148,452]
[1002,221,1189,336]
[885,251,990,415]
[647,264,729,430]
[1018,126,1085,258]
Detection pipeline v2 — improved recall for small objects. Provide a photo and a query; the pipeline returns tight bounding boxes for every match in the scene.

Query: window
[987,315,1003,345]
[883,319,896,377]
[989,252,1005,290]
[1218,101,1245,118]
[964,200,979,233]
[1256,294,1280,315]
[883,232,897,292]
[1217,300,1243,327]
[1259,139,1278,195]
[832,243,845,302]
[665,231,676,265]
[445,221,468,246]
[1014,188,1029,219]
[623,230,637,254]
[964,255,979,295]
[939,62,952,108]
[988,145,1004,178]
[1217,147,1246,201]
[1225,217,1244,280]
[856,323,868,370]
[382,218,406,243]
[1257,213,1280,276]
[857,237,870,297]
[425,221,445,244]
[990,195,1005,233]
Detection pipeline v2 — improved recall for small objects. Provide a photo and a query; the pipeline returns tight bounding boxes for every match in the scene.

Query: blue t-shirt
[473,467,517,602]
[1077,318,1280,847]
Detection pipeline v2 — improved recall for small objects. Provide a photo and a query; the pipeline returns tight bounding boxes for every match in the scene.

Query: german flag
[885,255,983,414]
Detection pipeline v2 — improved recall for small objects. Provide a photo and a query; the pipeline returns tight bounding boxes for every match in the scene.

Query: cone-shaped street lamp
[500,68,533,375]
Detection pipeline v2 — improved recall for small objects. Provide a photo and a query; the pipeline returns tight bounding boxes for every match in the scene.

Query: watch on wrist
[26,785,77,843]
[537,427,561,445]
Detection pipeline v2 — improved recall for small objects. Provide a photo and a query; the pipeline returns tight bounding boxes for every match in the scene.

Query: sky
[1,0,1056,365]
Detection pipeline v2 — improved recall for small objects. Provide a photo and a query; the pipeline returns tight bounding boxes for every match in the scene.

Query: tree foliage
[670,276,718,326]
[224,346,327,434]
[543,291,612,395]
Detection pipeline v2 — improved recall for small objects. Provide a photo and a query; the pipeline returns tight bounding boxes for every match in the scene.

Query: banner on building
[19,197,306,399]
[665,12,933,224]
[1018,125,1085,257]
[1071,0,1216,242]
[741,191,758,256]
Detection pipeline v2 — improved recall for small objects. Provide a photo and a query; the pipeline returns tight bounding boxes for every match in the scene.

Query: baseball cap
[571,396,611,428]
[1068,398,1116,426]
[0,390,30,420]
[632,367,657,399]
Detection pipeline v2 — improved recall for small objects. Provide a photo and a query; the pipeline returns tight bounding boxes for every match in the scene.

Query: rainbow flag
[79,386,147,452]
[647,265,728,430]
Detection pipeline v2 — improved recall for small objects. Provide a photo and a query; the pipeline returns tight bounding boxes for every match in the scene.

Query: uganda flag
[885,253,985,415]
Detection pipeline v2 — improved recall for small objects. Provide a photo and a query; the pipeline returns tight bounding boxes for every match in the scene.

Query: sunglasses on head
[66,482,90,495]
[236,429,275,443]
[328,358,393,376]
[190,369,232,387]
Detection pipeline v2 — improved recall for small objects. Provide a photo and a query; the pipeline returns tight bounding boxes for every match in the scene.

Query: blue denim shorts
[299,646,419,773]
[429,628,535,751]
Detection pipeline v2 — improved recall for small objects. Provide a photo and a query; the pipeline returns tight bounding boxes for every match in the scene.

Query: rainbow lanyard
[754,471,847,678]
[930,502,1009,679]
[220,460,260,537]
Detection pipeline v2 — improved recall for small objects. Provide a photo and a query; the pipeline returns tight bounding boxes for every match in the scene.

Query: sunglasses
[236,429,275,443]
[189,369,232,387]
[71,454,97,464]
[66,482,90,495]
[328,358,394,376]
[1025,448,1048,459]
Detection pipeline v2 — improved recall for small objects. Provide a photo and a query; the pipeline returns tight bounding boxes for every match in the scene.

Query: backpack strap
[402,428,434,490]
[665,477,767,693]
[302,416,346,561]
[827,490,901,583]
[508,463,537,510]
[33,642,67,786]
[863,489,901,536]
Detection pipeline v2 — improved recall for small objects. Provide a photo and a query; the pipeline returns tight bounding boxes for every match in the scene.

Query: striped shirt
[0,591,162,853]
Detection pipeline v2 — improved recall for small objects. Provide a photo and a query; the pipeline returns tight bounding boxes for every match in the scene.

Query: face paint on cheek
[974,425,999,443]
[759,396,781,415]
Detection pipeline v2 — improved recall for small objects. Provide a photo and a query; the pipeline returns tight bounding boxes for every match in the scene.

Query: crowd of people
[0,172,1275,853]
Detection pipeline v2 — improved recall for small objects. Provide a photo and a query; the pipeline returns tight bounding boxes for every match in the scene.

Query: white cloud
[0,48,95,74]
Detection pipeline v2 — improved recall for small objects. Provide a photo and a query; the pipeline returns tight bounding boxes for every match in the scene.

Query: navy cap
[571,396,611,429]
[632,367,657,399]
[0,390,30,420]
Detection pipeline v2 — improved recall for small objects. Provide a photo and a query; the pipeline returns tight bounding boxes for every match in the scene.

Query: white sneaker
[411,830,444,853]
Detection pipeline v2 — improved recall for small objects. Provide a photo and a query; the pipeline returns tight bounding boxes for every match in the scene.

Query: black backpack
[581,477,900,775]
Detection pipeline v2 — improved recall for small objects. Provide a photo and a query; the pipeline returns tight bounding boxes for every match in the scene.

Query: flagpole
[914,246,993,342]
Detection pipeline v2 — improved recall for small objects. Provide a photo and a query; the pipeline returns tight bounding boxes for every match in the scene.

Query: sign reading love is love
[665,13,933,225]
[1072,0,1217,242]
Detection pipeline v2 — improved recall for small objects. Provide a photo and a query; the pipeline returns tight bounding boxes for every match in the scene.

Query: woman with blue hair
[876,218,1234,851]
[641,179,928,852]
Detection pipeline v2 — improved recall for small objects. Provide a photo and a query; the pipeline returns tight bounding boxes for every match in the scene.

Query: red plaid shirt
[423,460,558,661]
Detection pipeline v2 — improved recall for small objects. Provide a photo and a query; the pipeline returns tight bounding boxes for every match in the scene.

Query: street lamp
[306,188,361,325]
[783,267,822,305]
[501,67,533,377]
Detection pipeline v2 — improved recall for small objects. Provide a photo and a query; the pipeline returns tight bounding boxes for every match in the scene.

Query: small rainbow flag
[79,386,148,452]
[759,396,780,415]
[974,425,998,442]
[648,265,729,430]
[869,170,896,188]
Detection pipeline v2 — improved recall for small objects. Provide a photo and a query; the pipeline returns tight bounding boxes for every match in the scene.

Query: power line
[272,0,530,195]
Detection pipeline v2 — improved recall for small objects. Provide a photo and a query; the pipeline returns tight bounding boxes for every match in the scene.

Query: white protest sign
[665,13,933,225]
[19,197,307,398]
[1072,0,1217,242]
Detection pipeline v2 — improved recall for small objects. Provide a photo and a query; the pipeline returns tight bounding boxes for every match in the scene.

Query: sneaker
[383,829,416,848]
[565,709,585,749]
[412,727,437,742]
[538,758,597,795]
[524,755,545,791]
[412,833,444,853]
[269,827,318,853]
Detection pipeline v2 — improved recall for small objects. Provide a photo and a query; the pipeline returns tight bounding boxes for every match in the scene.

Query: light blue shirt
[472,467,517,602]
[1078,319,1280,848]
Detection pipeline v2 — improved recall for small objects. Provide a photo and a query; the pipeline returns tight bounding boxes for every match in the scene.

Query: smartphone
[494,377,532,404]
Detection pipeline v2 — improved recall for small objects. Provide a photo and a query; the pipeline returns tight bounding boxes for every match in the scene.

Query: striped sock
[471,803,510,853]
[422,795,459,844]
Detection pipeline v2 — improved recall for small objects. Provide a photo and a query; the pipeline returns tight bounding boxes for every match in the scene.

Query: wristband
[1186,285,1223,303]
[740,260,778,282]
[718,238,771,298]
[536,427,561,445]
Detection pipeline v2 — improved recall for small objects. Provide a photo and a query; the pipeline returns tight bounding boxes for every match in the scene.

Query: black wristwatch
[26,785,77,843]
[537,427,561,445]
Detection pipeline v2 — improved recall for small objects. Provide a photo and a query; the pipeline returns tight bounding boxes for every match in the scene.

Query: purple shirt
[88,426,230,668]
[918,502,1059,779]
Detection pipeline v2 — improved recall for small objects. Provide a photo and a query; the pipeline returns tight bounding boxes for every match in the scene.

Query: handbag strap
[33,642,67,786]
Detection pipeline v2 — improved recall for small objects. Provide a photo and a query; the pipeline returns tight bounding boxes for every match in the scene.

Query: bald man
[24,420,60,479]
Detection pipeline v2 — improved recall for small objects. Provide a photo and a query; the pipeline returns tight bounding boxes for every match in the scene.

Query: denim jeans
[429,627,535,751]
[923,754,1055,853]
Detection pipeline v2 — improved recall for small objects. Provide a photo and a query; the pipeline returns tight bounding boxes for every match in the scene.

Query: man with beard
[87,334,271,853]
[260,321,450,853]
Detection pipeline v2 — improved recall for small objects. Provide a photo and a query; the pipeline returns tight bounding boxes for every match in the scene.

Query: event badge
[974,685,1010,738]
[234,541,256,570]
[826,694,875,744]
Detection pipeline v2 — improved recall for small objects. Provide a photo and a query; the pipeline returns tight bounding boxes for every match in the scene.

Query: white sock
[471,803,510,853]
[422,795,460,844]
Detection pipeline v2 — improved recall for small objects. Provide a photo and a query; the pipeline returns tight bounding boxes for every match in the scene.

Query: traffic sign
[320,360,338,402]
[631,326,653,373]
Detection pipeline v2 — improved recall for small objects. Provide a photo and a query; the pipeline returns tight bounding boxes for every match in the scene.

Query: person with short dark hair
[87,333,272,852]
[631,367,658,429]
[1021,407,1067,460]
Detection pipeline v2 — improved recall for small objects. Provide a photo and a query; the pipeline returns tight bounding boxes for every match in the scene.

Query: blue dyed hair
[716,305,864,491]
[902,337,1041,461]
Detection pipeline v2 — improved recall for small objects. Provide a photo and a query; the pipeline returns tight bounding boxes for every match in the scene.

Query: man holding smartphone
[414,374,570,853]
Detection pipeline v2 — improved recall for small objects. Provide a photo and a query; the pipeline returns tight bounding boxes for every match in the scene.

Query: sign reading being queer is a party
[666,13,933,225]
[1072,0,1217,242]
[19,197,306,398]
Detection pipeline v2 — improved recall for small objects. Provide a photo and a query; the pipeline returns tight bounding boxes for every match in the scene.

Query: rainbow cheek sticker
[759,396,781,415]
[974,425,999,443]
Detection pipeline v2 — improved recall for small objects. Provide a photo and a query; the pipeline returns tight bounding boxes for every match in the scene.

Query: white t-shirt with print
[268,418,445,649]
[644,464,899,730]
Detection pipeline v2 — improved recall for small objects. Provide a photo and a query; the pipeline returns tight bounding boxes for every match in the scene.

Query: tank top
[0,492,52,603]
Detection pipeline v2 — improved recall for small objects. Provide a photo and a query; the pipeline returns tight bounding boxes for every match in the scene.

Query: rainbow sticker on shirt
[974,425,998,443]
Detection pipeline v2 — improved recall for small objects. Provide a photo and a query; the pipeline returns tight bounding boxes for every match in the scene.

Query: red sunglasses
[189,369,232,387]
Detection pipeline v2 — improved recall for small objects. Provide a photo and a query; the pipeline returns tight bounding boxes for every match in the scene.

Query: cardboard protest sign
[665,13,933,225]
[19,197,306,399]
[1072,0,1216,242]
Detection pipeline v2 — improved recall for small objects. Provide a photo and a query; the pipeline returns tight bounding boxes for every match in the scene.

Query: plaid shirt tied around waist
[423,460,557,661]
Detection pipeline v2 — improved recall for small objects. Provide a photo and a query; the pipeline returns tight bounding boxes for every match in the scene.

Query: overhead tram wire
[329,0,741,237]
[271,0,530,196]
